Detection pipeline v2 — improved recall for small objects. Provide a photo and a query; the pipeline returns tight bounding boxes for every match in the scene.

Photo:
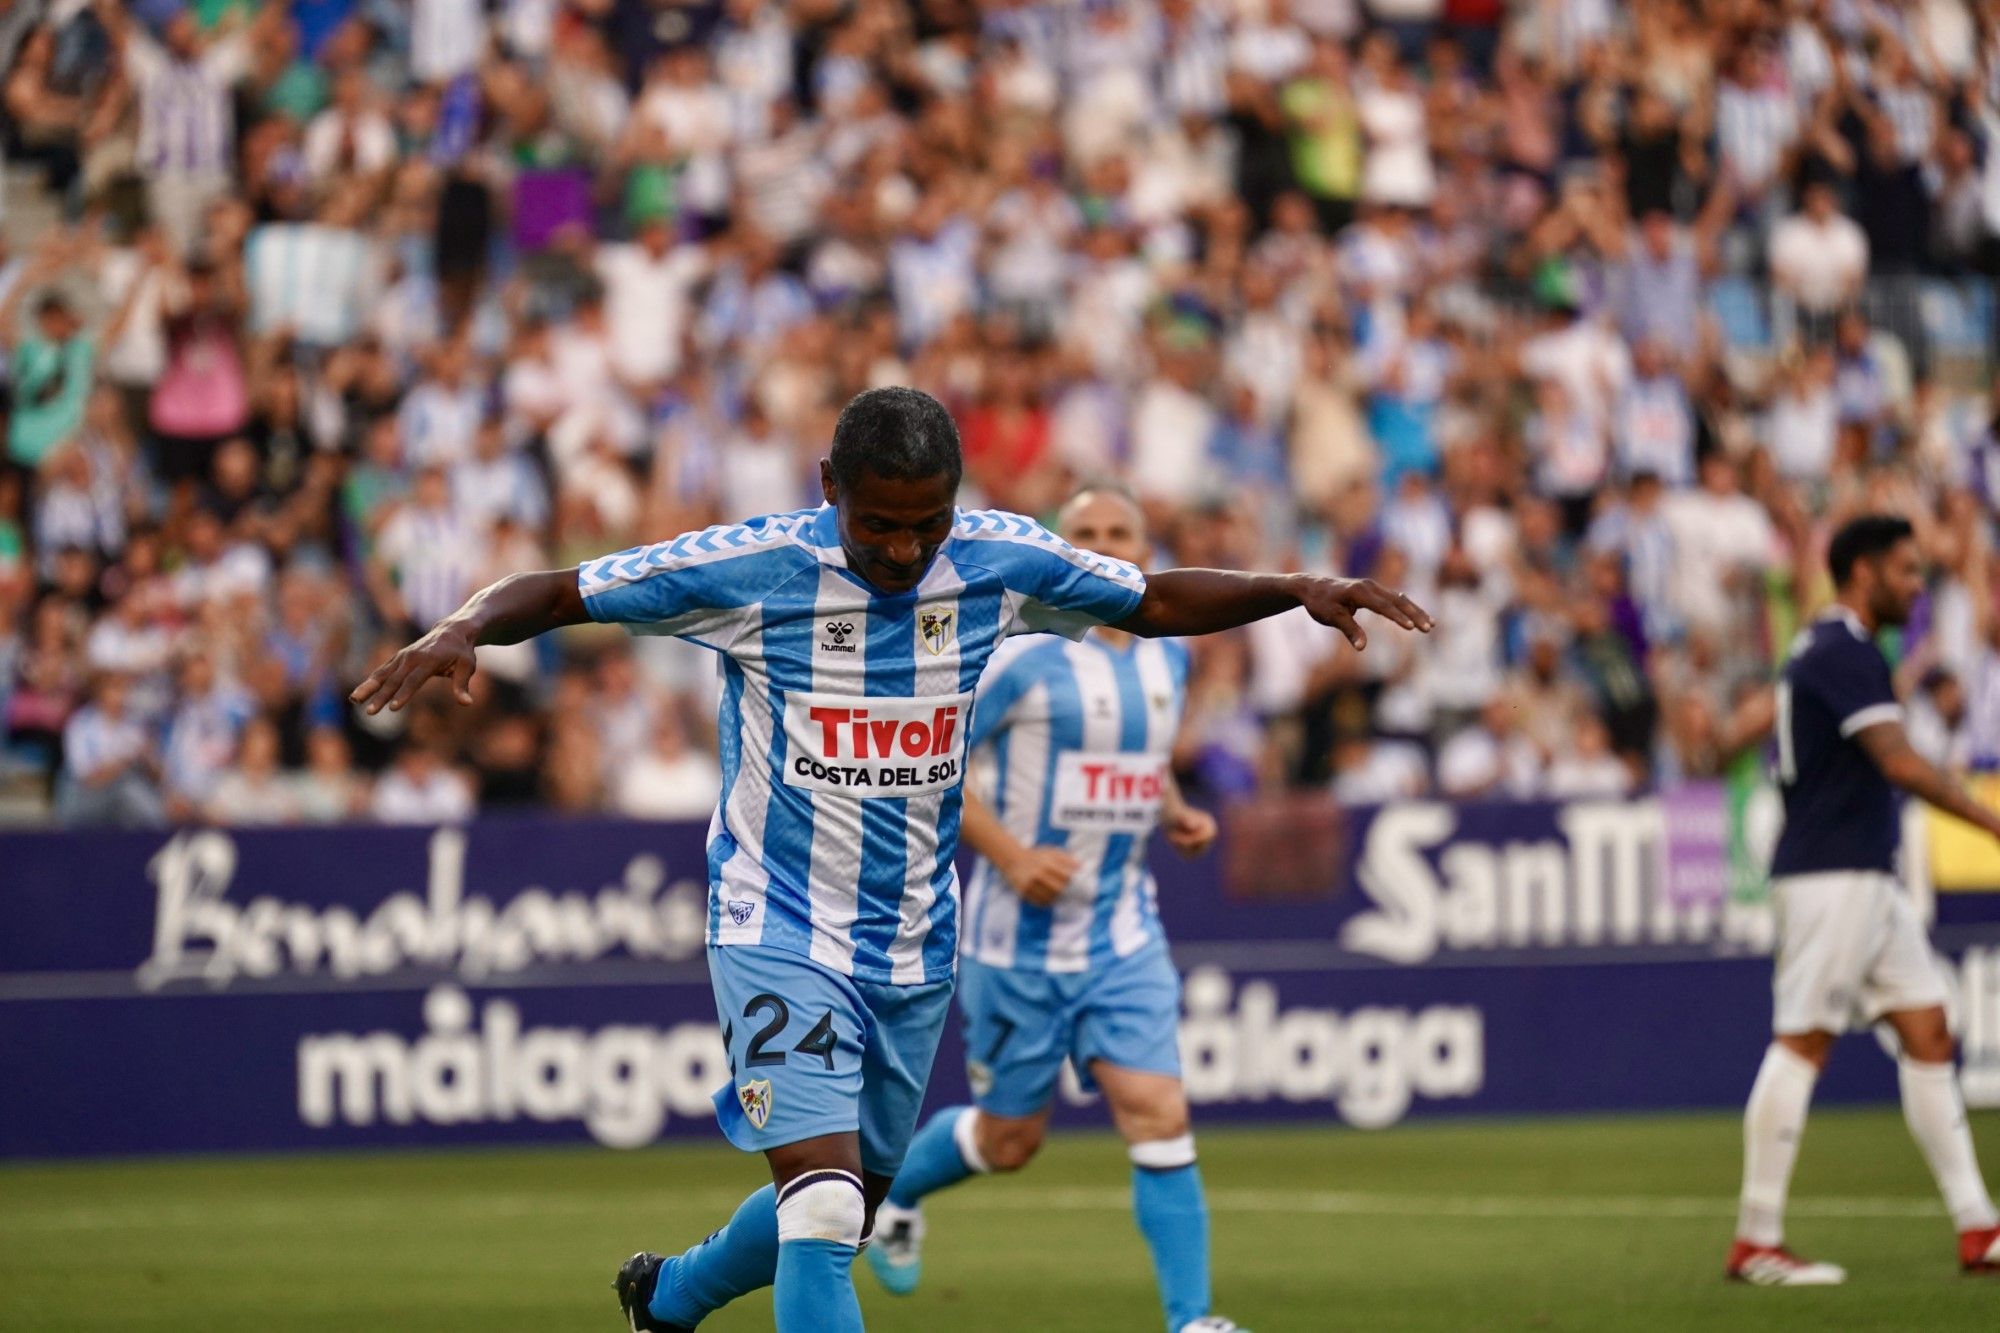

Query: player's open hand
[349,623,478,715]
[1162,805,1218,858]
[1298,576,1434,652]
[1002,845,1082,907]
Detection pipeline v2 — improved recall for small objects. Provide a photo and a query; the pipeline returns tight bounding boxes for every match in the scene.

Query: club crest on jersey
[727,899,756,926]
[820,620,857,654]
[919,609,954,656]
[738,1078,773,1130]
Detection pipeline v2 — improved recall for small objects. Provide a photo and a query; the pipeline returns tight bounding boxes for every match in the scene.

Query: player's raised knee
[776,1169,867,1248]
[980,1120,1045,1173]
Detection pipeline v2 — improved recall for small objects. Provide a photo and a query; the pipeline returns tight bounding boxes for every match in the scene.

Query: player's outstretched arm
[349,569,589,715]
[1113,568,1433,650]
[1856,721,2000,842]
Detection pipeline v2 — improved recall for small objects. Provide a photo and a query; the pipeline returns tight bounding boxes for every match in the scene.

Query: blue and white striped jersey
[578,505,1146,985]
[962,633,1191,974]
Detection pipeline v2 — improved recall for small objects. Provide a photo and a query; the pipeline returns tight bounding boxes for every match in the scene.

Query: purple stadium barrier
[4,800,1998,1159]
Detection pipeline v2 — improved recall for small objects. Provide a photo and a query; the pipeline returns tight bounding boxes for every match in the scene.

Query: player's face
[824,464,957,595]
[1057,490,1149,570]
[1869,537,1925,627]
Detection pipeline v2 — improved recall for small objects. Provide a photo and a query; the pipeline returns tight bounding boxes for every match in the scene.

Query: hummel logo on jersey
[820,620,857,653]
[738,1078,773,1130]
[919,609,954,655]
[728,900,756,926]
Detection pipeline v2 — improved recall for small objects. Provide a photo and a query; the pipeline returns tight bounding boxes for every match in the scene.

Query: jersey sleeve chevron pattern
[577,509,820,646]
[947,510,1146,642]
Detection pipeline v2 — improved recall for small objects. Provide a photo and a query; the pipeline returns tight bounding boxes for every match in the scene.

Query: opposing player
[863,484,1242,1332]
[1729,514,2000,1285]
[349,387,1432,1332]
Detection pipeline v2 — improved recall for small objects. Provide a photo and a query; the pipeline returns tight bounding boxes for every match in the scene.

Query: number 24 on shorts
[725,993,840,1075]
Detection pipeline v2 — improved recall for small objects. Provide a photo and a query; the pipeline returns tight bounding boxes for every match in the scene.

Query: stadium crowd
[0,0,1997,828]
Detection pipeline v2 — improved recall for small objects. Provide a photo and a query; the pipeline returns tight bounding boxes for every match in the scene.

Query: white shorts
[1770,871,1950,1035]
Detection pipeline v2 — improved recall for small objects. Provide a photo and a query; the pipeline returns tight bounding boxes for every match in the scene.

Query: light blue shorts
[958,941,1184,1119]
[708,943,954,1176]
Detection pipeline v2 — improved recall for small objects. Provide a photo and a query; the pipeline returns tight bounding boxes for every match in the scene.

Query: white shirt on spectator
[1246,606,1337,716]
[1129,377,1217,506]
[372,765,475,824]
[596,242,709,385]
[98,249,169,386]
[616,749,725,821]
[1520,319,1631,438]
[1331,738,1429,806]
[1230,17,1310,83]
[1770,210,1868,313]
[1662,488,1777,633]
[1765,380,1839,480]
[1436,724,1542,799]
[412,0,486,84]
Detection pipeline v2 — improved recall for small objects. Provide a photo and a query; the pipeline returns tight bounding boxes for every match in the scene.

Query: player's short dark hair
[828,386,963,493]
[1828,513,1915,585]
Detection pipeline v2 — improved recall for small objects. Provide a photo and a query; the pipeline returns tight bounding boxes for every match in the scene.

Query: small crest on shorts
[739,1078,773,1130]
[728,899,756,926]
[966,1059,994,1098]
[919,609,955,656]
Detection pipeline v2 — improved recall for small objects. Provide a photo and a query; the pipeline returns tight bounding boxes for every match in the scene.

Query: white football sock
[1738,1044,1819,1246]
[1899,1059,2000,1232]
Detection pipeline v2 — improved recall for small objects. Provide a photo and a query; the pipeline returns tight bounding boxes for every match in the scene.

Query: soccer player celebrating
[349,388,1431,1333]
[1728,514,2000,1286]
[863,483,1243,1333]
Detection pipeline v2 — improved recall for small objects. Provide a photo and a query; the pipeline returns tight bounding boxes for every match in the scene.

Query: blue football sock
[650,1185,778,1327]
[1133,1161,1211,1333]
[774,1239,863,1333]
[886,1105,982,1208]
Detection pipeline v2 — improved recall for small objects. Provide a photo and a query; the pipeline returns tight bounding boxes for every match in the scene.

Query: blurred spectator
[1770,181,1867,324]
[58,673,163,826]
[372,741,473,824]
[206,714,298,825]
[615,707,724,821]
[1908,667,1973,771]
[1543,712,1634,799]
[1436,695,1541,800]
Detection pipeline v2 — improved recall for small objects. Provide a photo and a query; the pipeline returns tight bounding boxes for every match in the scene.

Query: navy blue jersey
[1770,610,1904,876]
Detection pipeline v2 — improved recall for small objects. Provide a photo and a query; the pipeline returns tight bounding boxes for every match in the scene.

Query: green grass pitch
[4,1109,1996,1331]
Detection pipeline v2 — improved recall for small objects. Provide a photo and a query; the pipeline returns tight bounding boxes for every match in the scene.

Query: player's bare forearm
[1115,569,1433,651]
[1857,722,2000,840]
[959,790,1028,869]
[453,569,590,645]
[349,570,587,715]
[963,786,1078,903]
